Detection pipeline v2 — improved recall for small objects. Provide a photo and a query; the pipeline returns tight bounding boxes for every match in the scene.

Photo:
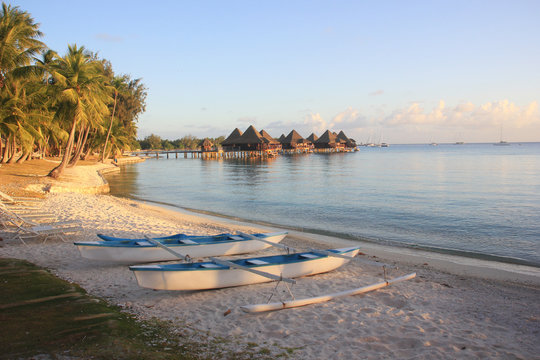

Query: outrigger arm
[144,235,296,284]
[237,231,392,269]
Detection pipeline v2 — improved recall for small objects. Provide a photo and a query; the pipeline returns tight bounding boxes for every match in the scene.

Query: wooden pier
[126,146,354,160]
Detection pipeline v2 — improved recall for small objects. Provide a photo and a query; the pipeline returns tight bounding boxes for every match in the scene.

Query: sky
[11,0,540,144]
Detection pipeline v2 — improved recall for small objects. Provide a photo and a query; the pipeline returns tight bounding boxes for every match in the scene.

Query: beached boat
[129,246,360,291]
[74,231,288,263]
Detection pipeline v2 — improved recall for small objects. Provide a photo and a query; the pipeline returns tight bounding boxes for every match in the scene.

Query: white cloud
[303,112,327,134]
[95,33,124,43]
[383,100,540,129]
[369,90,384,96]
[234,99,539,143]
[237,116,257,125]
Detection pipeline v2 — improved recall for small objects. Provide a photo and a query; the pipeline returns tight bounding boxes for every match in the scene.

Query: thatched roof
[278,134,286,143]
[306,133,319,142]
[315,130,344,144]
[260,130,279,144]
[337,130,357,146]
[199,138,213,147]
[283,129,306,144]
[336,131,349,142]
[233,125,265,144]
[222,128,243,145]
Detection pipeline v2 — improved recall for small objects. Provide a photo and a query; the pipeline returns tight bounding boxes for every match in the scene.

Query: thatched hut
[199,138,214,152]
[314,130,346,149]
[336,130,357,148]
[221,128,243,150]
[260,130,282,151]
[223,125,272,152]
[280,130,313,151]
[306,133,319,143]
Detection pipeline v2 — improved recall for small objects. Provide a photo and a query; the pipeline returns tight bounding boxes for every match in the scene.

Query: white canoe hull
[131,247,359,290]
[76,232,287,263]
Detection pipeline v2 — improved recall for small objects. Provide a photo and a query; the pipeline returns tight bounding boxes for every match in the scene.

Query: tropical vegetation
[0,3,147,177]
[138,134,225,150]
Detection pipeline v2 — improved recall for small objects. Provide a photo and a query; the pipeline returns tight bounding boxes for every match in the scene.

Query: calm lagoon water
[105,143,540,267]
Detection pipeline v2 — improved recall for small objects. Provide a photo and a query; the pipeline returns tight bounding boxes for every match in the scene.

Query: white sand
[1,164,539,359]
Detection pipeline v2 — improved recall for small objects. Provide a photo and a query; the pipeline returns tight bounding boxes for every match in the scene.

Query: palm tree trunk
[48,117,77,178]
[0,136,9,163]
[7,137,18,163]
[0,135,4,163]
[101,91,118,162]
[69,125,85,164]
[69,125,90,167]
[16,150,31,163]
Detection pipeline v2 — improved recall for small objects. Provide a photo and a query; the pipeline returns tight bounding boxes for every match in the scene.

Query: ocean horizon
[105,142,540,267]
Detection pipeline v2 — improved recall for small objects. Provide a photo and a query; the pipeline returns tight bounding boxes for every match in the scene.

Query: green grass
[0,258,281,360]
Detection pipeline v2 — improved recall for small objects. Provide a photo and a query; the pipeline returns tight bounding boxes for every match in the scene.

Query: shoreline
[1,162,539,359]
[147,201,540,287]
[112,195,540,286]
[124,194,540,267]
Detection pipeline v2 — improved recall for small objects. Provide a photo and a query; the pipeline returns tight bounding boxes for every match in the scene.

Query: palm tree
[46,44,111,178]
[0,2,46,161]
[101,75,127,162]
[0,2,45,87]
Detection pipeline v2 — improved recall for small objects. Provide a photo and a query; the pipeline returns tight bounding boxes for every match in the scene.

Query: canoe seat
[200,263,222,268]
[246,259,269,265]
[299,253,318,259]
[179,239,197,244]
[136,241,152,246]
[228,235,244,240]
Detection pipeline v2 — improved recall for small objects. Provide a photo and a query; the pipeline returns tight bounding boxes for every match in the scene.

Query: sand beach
[1,162,539,359]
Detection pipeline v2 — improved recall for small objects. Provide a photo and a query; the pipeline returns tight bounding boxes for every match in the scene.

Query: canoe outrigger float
[74,231,288,263]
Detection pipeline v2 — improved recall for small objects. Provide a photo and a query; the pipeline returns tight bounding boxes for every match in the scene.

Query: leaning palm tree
[47,44,111,178]
[101,74,128,162]
[0,2,45,87]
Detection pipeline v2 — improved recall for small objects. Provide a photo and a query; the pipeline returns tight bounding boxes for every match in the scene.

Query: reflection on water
[106,143,540,266]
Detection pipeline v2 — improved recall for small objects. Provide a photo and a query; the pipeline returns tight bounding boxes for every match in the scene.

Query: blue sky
[12,0,540,143]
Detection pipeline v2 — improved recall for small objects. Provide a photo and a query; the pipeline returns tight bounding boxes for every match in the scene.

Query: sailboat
[494,125,510,146]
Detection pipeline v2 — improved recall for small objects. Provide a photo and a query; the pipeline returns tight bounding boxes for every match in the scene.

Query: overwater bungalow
[280,130,313,152]
[199,138,214,152]
[223,125,280,156]
[306,133,319,143]
[314,130,346,150]
[221,128,243,151]
[260,130,282,151]
[336,130,357,149]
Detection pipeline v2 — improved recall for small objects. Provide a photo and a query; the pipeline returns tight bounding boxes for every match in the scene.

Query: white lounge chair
[8,221,83,245]
[0,206,82,244]
[0,189,42,206]
[0,204,57,228]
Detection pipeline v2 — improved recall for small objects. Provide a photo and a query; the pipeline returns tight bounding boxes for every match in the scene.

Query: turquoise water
[105,143,540,267]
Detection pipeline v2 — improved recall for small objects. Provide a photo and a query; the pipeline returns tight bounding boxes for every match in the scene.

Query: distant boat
[430,142,438,146]
[454,141,465,145]
[494,125,510,146]
[380,143,389,147]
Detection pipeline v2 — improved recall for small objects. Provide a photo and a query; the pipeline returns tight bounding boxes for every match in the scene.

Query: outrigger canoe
[74,231,288,263]
[97,233,190,241]
[129,246,360,290]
